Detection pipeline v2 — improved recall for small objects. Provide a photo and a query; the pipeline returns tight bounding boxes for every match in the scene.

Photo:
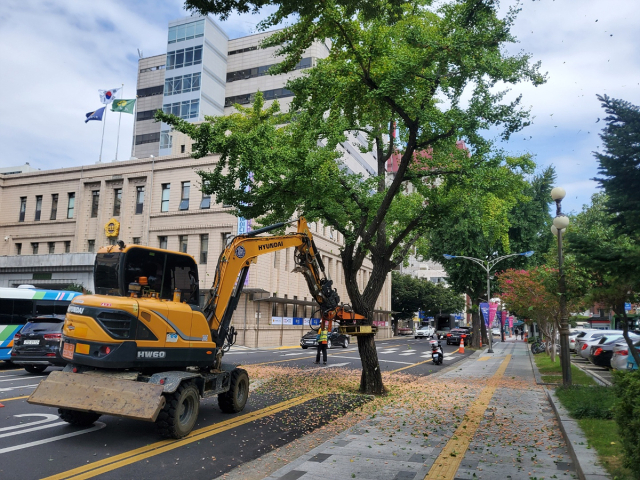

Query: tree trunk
[469,296,481,348]
[549,322,557,363]
[620,308,640,366]
[357,334,385,394]
[480,320,488,347]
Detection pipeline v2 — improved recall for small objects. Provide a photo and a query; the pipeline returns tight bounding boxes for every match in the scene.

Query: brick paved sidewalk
[266,340,578,480]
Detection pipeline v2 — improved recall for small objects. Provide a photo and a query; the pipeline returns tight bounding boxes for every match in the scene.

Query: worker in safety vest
[314,326,328,365]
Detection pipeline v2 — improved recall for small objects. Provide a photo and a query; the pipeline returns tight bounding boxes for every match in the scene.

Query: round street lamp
[552,186,571,386]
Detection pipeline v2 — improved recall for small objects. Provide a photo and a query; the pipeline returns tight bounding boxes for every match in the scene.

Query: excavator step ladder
[339,325,378,336]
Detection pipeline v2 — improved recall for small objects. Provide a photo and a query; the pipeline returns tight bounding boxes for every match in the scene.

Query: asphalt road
[0,336,477,480]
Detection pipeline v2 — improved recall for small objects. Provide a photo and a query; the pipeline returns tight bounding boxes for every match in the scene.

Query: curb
[570,357,612,386]
[545,388,612,480]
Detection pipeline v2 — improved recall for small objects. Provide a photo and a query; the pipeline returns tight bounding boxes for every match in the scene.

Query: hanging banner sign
[489,303,498,327]
[271,316,283,325]
[508,316,514,329]
[480,303,490,327]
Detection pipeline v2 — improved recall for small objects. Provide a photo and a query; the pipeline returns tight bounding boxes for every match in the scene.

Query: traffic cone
[459,337,464,354]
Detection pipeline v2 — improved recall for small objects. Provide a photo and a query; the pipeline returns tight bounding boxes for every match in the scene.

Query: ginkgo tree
[157,0,546,394]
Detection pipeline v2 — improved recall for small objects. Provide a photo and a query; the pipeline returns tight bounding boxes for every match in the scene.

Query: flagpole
[99,106,107,163]
[115,83,124,161]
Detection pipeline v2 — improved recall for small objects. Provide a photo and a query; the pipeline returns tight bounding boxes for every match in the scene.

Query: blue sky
[0,0,638,214]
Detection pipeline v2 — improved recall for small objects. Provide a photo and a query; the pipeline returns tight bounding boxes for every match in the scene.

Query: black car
[589,334,640,368]
[446,327,472,346]
[10,315,67,373]
[300,328,350,349]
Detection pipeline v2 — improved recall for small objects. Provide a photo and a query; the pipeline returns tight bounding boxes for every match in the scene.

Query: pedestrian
[315,325,328,365]
[514,327,520,339]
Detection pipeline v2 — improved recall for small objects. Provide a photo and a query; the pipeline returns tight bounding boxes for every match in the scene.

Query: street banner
[480,303,490,327]
[489,303,498,327]
[501,310,507,328]
[508,316,514,329]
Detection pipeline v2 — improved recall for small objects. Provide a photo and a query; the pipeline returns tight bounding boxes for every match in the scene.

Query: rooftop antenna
[137,48,143,59]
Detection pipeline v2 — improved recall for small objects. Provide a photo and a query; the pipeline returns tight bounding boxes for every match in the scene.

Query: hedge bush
[613,370,640,479]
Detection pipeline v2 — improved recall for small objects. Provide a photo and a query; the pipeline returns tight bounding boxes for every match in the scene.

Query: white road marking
[378,350,397,354]
[398,352,417,356]
[320,363,350,368]
[0,414,59,433]
[0,421,66,438]
[0,384,38,392]
[328,355,412,365]
[0,422,106,454]
[0,375,45,383]
[282,352,308,356]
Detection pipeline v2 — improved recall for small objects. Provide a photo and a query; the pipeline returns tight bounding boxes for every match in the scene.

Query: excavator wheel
[58,408,101,427]
[155,381,200,439]
[218,368,249,414]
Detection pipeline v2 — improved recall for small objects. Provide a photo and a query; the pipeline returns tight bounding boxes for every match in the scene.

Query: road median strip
[43,393,320,480]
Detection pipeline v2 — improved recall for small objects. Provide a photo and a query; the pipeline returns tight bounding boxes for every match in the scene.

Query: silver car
[578,334,624,359]
[611,339,640,370]
[575,330,622,356]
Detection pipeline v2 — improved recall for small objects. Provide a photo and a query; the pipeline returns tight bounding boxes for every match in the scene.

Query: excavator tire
[218,368,249,414]
[155,381,200,439]
[58,408,101,427]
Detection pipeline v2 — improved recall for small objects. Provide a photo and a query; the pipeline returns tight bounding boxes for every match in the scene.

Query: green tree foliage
[391,271,464,321]
[64,283,92,295]
[565,193,640,365]
[429,167,555,347]
[161,0,545,394]
[594,95,640,235]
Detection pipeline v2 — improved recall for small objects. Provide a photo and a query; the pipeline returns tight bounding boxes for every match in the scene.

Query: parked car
[491,327,501,336]
[578,333,623,360]
[611,338,640,370]
[575,330,623,355]
[397,327,413,336]
[300,328,350,349]
[588,334,640,368]
[436,327,451,340]
[10,315,67,374]
[569,330,591,352]
[446,327,472,346]
[415,325,435,339]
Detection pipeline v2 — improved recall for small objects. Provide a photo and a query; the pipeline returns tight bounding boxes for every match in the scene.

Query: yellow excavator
[28,218,370,438]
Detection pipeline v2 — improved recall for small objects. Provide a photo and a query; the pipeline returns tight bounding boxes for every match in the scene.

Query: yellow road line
[388,358,433,373]
[44,393,319,480]
[240,355,316,367]
[0,395,29,402]
[424,354,512,480]
[477,356,491,361]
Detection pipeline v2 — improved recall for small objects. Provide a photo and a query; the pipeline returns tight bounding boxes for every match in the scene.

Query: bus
[0,287,82,362]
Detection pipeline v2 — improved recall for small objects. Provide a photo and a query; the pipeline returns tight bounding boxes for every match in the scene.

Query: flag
[99,87,122,104]
[85,107,105,123]
[111,99,136,114]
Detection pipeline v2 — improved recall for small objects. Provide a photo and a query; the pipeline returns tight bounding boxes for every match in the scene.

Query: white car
[612,339,640,370]
[415,325,435,339]
[491,327,501,336]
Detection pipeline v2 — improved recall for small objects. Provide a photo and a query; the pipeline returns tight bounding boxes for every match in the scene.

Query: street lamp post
[443,250,534,353]
[551,186,572,386]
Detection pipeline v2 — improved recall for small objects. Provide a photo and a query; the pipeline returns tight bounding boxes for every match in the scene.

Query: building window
[158,236,168,249]
[164,73,201,96]
[19,197,26,222]
[135,132,161,145]
[113,188,122,216]
[226,58,312,83]
[222,232,232,247]
[228,45,258,56]
[200,234,208,264]
[135,186,145,214]
[90,191,100,218]
[225,88,293,108]
[166,46,203,70]
[67,193,75,218]
[64,241,70,253]
[136,109,160,121]
[168,19,205,44]
[48,242,55,254]
[35,195,42,221]
[136,85,164,98]
[179,181,190,210]
[50,194,58,220]
[162,99,199,120]
[293,296,298,318]
[16,243,22,255]
[31,242,39,255]
[132,237,141,245]
[160,130,172,149]
[180,145,185,153]
[161,184,170,212]
[179,235,188,253]
[87,240,95,253]
[272,295,278,316]
[108,237,117,246]
[200,190,211,209]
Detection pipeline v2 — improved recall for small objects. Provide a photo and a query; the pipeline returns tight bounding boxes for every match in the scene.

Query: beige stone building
[0,153,392,346]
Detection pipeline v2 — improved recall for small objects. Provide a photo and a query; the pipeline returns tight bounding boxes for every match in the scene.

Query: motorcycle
[430,339,443,365]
